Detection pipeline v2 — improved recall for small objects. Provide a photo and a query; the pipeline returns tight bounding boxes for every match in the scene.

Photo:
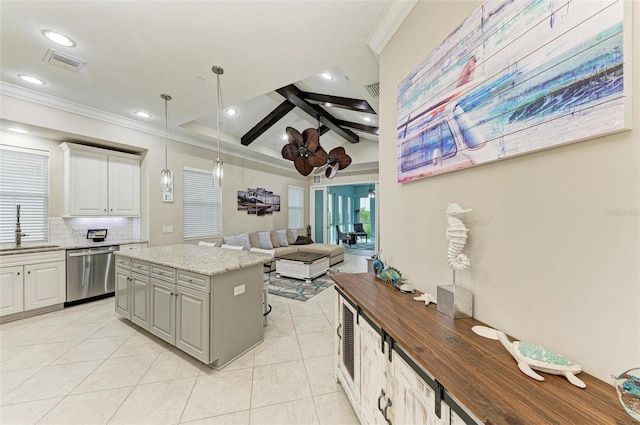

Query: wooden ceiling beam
[337,120,379,135]
[301,92,376,114]
[241,100,296,146]
[276,84,360,144]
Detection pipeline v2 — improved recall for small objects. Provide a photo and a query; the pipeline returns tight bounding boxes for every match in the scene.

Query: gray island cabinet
[114,244,270,368]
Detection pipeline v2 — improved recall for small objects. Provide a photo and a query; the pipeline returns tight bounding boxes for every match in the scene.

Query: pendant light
[160,94,173,193]
[212,65,224,187]
[368,183,375,198]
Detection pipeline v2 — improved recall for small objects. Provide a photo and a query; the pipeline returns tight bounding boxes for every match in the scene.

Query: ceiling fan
[281,126,352,178]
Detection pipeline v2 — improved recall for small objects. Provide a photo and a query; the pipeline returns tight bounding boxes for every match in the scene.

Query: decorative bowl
[613,367,640,422]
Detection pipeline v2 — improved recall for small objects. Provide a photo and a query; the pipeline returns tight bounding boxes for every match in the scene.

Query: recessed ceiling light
[18,74,45,85]
[225,108,237,116]
[134,111,151,118]
[8,128,30,134]
[363,116,372,122]
[42,30,75,47]
[325,102,333,107]
[320,72,333,80]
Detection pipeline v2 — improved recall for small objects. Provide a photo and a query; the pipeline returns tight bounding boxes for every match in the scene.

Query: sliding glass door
[310,186,328,244]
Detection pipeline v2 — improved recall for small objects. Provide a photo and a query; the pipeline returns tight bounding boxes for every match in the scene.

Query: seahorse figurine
[446,202,472,271]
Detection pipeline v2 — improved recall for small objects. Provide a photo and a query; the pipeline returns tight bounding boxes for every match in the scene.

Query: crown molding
[366,0,418,58]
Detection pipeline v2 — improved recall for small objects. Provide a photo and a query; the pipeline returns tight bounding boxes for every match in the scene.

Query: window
[338,195,343,226]
[287,186,304,229]
[0,146,49,243]
[183,167,221,239]
[347,196,353,229]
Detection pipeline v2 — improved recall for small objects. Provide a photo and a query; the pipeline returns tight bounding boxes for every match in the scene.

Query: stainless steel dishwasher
[66,245,119,305]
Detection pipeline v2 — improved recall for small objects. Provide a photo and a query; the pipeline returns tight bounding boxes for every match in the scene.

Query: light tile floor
[0,254,368,425]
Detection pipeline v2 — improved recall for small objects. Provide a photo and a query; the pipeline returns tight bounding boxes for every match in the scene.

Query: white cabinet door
[336,294,360,411]
[0,266,24,316]
[130,272,150,329]
[149,278,176,344]
[115,267,131,318]
[68,148,109,216]
[176,285,210,363]
[108,155,140,216]
[359,318,389,425]
[23,261,65,311]
[392,351,450,425]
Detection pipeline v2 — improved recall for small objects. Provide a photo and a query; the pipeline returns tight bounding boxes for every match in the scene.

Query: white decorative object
[438,202,473,319]
[472,326,586,388]
[414,292,437,306]
[445,202,472,271]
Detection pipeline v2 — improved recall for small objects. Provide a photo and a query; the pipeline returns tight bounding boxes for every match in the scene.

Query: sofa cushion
[273,246,299,257]
[258,231,274,249]
[298,243,345,257]
[223,233,251,250]
[276,230,289,247]
[248,232,260,248]
[270,230,280,248]
[287,229,298,245]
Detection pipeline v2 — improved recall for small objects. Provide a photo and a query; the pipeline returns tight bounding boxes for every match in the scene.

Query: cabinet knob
[27,271,31,274]
[110,209,113,211]
[170,292,174,296]
[17,272,20,276]
[104,209,107,212]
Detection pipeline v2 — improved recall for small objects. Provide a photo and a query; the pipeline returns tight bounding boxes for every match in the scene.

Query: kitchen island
[114,244,271,368]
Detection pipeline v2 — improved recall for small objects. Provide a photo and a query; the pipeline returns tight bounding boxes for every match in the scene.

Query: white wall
[1,94,308,246]
[379,1,639,382]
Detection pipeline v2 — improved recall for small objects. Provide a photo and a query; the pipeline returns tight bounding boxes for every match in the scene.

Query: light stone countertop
[114,244,272,276]
[0,239,147,256]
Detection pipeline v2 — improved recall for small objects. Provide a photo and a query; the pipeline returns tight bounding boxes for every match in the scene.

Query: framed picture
[397,0,631,183]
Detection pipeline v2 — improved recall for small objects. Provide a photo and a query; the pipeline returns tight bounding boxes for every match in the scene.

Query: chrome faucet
[15,204,27,247]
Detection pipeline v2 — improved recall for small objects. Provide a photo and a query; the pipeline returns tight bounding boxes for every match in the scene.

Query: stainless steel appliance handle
[68,249,117,257]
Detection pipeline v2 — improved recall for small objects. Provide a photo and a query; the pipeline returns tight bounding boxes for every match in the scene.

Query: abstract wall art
[237,188,280,216]
[397,0,632,183]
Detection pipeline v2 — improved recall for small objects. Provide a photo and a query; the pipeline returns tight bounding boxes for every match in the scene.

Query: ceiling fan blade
[308,147,328,167]
[282,143,299,161]
[313,164,329,174]
[326,165,339,179]
[294,157,313,176]
[335,152,352,169]
[302,128,319,152]
[286,127,303,147]
[328,146,346,156]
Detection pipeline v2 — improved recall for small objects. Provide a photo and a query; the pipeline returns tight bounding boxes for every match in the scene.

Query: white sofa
[223,229,345,269]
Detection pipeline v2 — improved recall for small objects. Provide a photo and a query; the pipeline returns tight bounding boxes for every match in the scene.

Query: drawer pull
[377,389,385,412]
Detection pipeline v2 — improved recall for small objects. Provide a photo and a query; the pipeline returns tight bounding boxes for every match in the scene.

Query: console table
[331,272,633,424]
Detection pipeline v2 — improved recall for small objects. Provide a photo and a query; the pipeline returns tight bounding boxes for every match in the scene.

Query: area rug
[266,273,333,301]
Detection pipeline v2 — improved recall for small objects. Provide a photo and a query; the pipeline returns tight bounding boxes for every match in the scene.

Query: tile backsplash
[49,217,141,245]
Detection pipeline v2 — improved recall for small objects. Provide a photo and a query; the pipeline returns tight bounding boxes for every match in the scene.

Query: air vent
[365,82,380,98]
[313,175,321,184]
[43,48,86,73]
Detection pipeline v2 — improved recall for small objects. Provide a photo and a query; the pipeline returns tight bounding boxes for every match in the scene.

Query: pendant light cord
[164,96,169,168]
[216,72,221,160]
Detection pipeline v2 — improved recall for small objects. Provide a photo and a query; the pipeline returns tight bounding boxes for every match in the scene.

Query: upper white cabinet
[60,142,140,217]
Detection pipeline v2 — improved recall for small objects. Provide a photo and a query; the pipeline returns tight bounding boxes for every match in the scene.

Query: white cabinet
[24,261,66,311]
[0,251,66,320]
[130,272,150,329]
[149,278,176,344]
[176,284,210,363]
[391,351,449,425]
[336,293,360,410]
[115,265,131,317]
[336,291,472,425]
[0,265,24,316]
[359,318,390,425]
[60,142,140,217]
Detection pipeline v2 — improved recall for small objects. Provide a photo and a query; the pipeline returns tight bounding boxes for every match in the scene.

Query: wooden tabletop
[331,272,634,425]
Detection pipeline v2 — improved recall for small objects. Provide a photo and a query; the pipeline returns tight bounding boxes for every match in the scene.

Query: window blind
[183,167,221,239]
[0,146,49,243]
[288,186,304,229]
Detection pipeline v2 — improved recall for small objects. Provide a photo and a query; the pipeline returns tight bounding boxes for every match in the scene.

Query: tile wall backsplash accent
[49,217,141,245]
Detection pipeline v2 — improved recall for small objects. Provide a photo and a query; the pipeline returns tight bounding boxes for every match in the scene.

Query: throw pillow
[287,228,298,245]
[276,229,289,247]
[293,235,313,245]
[270,230,280,248]
[223,233,251,250]
[248,232,260,248]
[257,231,273,249]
